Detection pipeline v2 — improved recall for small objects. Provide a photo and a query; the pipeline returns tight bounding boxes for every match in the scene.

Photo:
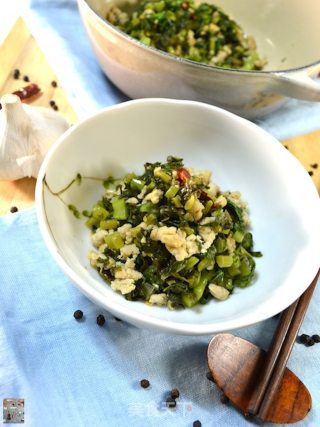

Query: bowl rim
[36,98,320,335]
[79,0,320,75]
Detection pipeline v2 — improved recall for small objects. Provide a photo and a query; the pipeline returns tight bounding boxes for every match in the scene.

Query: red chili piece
[177,167,191,185]
[13,83,40,101]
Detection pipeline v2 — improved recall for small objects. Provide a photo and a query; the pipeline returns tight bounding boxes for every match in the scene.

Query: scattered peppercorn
[13,68,20,79]
[10,206,18,213]
[0,103,2,110]
[140,379,150,389]
[96,314,106,326]
[284,145,289,149]
[170,388,180,399]
[166,397,176,408]
[53,104,58,111]
[299,333,311,344]
[206,371,214,382]
[51,80,58,87]
[193,421,202,427]
[23,75,30,82]
[49,100,55,107]
[298,333,319,347]
[310,163,318,169]
[73,309,83,320]
[308,171,314,176]
[220,393,229,404]
[114,317,122,321]
[306,338,315,347]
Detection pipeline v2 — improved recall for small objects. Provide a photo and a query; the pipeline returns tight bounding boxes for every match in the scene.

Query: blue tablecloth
[1,209,320,427]
[1,1,320,425]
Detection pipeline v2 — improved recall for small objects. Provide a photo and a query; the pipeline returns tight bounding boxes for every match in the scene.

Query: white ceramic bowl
[36,99,320,335]
[78,0,320,119]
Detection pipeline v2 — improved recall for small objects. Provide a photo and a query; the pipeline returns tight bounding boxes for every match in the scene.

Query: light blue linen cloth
[1,209,320,427]
[1,1,320,426]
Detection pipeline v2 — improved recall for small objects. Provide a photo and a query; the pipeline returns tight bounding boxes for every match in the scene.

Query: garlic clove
[0,94,70,181]
[16,153,38,178]
[23,104,70,158]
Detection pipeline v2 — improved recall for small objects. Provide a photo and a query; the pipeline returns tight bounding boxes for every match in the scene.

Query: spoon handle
[247,269,319,418]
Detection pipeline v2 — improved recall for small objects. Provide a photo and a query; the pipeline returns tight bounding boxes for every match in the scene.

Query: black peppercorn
[23,75,29,82]
[114,317,122,321]
[312,334,320,343]
[170,388,180,399]
[10,206,18,213]
[166,397,176,408]
[220,393,229,404]
[96,314,105,326]
[13,68,20,79]
[306,338,315,347]
[51,80,58,87]
[308,171,314,176]
[206,371,214,382]
[299,334,311,345]
[73,309,83,320]
[53,104,58,111]
[140,379,150,389]
[193,421,201,427]
[49,100,55,107]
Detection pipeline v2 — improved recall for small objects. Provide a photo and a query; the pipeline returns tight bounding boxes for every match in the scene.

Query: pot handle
[272,65,320,101]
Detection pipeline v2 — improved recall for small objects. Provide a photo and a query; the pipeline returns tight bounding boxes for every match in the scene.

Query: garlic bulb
[0,94,70,180]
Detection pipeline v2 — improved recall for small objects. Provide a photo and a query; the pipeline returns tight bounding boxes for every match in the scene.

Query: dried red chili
[177,167,191,185]
[12,83,40,101]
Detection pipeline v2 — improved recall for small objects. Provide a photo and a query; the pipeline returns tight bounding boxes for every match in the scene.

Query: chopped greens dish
[87,156,261,309]
[106,0,266,70]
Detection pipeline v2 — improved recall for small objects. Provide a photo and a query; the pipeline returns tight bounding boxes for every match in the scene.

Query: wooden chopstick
[247,268,320,418]
[247,298,299,415]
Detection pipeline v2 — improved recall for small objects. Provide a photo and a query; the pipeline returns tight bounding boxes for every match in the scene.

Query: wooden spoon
[207,270,319,424]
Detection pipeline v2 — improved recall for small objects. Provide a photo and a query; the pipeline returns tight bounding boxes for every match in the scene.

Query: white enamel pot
[78,0,320,118]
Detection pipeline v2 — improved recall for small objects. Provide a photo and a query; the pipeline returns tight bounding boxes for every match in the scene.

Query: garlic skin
[0,94,70,180]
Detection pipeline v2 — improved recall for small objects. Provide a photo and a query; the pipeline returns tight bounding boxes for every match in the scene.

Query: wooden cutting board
[0,18,319,216]
[0,18,77,215]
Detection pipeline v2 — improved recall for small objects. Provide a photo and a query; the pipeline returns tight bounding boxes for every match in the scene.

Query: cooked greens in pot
[106,0,266,70]
[87,156,261,309]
